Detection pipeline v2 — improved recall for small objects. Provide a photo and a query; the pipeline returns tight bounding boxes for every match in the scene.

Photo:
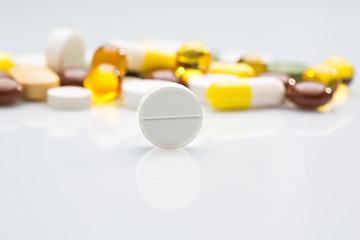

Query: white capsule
[138,83,202,149]
[187,73,240,104]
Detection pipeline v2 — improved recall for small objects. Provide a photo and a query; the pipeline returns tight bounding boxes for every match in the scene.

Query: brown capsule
[58,67,89,87]
[0,70,10,78]
[144,70,187,86]
[0,78,23,104]
[286,81,333,109]
[258,72,294,88]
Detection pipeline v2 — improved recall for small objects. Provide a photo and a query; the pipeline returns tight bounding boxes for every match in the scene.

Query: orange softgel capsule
[84,64,121,102]
[91,45,127,76]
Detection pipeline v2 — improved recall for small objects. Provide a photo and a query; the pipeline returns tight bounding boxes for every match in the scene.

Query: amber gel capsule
[303,64,341,91]
[238,53,267,75]
[175,41,212,78]
[91,45,127,76]
[84,64,121,102]
[323,56,354,85]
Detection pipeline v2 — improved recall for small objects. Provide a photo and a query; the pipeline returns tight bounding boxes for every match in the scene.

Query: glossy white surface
[0,82,359,239]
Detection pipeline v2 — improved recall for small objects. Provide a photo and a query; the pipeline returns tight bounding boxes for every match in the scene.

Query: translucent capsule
[91,45,127,76]
[323,56,354,85]
[238,53,266,75]
[84,64,121,102]
[209,62,256,78]
[207,78,285,110]
[0,51,15,73]
[303,64,341,91]
[175,41,212,78]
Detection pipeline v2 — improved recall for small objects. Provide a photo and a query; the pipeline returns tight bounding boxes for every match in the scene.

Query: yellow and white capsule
[207,77,285,110]
[108,39,176,74]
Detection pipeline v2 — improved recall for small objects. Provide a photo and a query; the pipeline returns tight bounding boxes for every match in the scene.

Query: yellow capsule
[207,78,285,110]
[175,41,212,77]
[91,45,127,76]
[209,62,256,78]
[0,51,15,72]
[84,64,121,102]
[323,56,354,85]
[303,64,341,91]
[238,53,266,75]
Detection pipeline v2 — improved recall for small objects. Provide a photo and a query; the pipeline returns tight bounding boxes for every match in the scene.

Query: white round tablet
[47,86,92,110]
[138,83,203,149]
[46,28,86,73]
[122,79,167,109]
[188,73,240,104]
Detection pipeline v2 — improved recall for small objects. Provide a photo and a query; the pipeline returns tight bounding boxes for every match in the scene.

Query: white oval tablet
[122,79,167,109]
[188,73,240,104]
[46,28,86,73]
[47,86,92,110]
[138,83,203,149]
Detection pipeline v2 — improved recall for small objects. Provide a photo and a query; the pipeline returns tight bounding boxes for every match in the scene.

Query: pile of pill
[0,28,355,148]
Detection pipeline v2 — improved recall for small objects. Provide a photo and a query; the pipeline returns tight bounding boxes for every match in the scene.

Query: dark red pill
[286,81,333,109]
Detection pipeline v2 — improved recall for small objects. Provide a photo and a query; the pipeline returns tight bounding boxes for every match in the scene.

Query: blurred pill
[323,55,354,85]
[0,51,15,73]
[303,64,341,91]
[46,28,86,73]
[207,77,285,110]
[91,45,127,76]
[258,72,294,88]
[238,53,267,75]
[209,62,256,78]
[144,70,185,85]
[0,70,10,78]
[122,79,167,109]
[9,66,60,101]
[47,86,92,110]
[188,73,240,104]
[286,81,333,109]
[58,67,88,86]
[268,61,308,82]
[109,39,176,74]
[0,77,23,104]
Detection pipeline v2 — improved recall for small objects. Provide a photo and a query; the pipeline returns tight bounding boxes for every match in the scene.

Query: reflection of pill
[188,73,239,104]
[58,67,88,86]
[286,81,333,109]
[0,77,23,104]
[138,83,202,149]
[47,86,92,110]
[207,77,285,110]
[122,79,166,109]
[46,28,86,73]
[9,66,60,101]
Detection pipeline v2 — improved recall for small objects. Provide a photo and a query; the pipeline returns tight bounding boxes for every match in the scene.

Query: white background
[1,0,360,239]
